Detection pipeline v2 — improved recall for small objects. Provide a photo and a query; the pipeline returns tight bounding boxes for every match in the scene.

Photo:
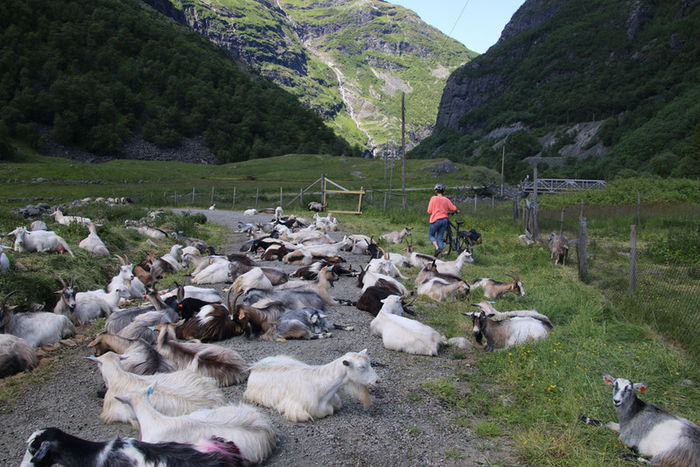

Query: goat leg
[334,298,355,306]
[333,323,354,331]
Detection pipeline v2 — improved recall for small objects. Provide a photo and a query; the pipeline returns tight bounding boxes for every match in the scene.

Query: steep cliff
[151,0,476,154]
[422,0,699,181]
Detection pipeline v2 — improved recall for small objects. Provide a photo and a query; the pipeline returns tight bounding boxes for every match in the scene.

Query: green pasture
[0,153,698,466]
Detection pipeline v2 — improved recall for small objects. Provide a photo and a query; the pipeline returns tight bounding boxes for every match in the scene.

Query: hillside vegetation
[0,0,358,162]
[162,0,476,152]
[413,0,699,181]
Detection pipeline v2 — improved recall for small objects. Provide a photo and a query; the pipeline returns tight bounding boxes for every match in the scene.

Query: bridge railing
[521,178,606,193]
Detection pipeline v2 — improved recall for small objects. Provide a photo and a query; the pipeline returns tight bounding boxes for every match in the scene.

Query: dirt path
[0,209,518,466]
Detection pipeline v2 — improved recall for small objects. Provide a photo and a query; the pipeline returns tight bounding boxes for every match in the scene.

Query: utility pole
[500,137,507,197]
[401,91,406,209]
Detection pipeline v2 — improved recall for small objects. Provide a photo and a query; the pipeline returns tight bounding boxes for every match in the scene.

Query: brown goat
[471,272,525,299]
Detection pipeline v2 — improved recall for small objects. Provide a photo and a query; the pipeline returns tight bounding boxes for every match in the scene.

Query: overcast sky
[390,0,526,54]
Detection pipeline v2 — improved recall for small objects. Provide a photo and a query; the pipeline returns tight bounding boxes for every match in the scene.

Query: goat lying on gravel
[244,349,378,422]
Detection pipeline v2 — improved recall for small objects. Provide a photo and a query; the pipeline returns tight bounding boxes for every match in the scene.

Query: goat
[78,222,109,257]
[308,201,325,212]
[88,333,174,375]
[471,272,525,299]
[549,232,570,265]
[417,277,470,302]
[380,226,412,244]
[52,276,116,325]
[10,226,74,257]
[434,249,473,276]
[161,283,222,304]
[580,373,700,466]
[155,321,248,386]
[110,254,145,300]
[231,267,273,294]
[243,208,259,216]
[192,259,232,285]
[114,386,276,464]
[229,291,283,338]
[0,245,10,273]
[466,301,552,351]
[405,245,437,268]
[30,220,47,231]
[0,292,76,347]
[274,308,337,340]
[50,209,91,226]
[21,427,245,467]
[176,291,244,342]
[88,352,225,426]
[228,261,288,286]
[291,260,353,280]
[150,245,183,279]
[244,349,378,422]
[130,225,169,239]
[370,296,445,356]
[171,232,211,254]
[356,286,416,316]
[242,288,326,313]
[117,309,178,345]
[358,267,409,297]
[366,254,408,280]
[0,334,37,378]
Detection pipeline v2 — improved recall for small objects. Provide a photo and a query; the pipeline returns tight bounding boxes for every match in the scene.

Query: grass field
[1,151,698,465]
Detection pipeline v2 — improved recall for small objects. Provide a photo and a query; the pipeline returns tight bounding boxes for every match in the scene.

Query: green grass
[1,156,698,465]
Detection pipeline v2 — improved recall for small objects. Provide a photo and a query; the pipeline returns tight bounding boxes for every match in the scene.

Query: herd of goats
[1,202,698,466]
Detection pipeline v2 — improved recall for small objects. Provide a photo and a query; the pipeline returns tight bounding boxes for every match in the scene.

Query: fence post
[279,187,283,206]
[383,192,387,210]
[232,186,236,209]
[174,190,178,205]
[192,187,195,203]
[578,216,588,280]
[636,192,641,227]
[513,198,519,222]
[629,224,637,292]
[210,187,214,204]
[580,198,584,219]
[255,188,259,208]
[473,195,477,212]
[559,208,565,234]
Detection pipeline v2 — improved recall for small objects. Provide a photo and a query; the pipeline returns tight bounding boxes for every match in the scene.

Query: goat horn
[1,291,17,308]
[56,275,67,288]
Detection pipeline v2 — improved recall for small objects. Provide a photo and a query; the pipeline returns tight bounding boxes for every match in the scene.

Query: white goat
[115,386,277,464]
[380,227,412,244]
[1,292,76,347]
[78,223,109,257]
[0,245,9,273]
[580,373,700,466]
[366,256,408,280]
[244,350,378,422]
[10,227,73,257]
[243,208,259,216]
[0,333,37,377]
[370,296,445,356]
[110,255,145,300]
[435,249,473,276]
[50,209,91,226]
[360,270,409,297]
[89,352,225,427]
[231,268,273,295]
[417,277,470,302]
[192,260,232,285]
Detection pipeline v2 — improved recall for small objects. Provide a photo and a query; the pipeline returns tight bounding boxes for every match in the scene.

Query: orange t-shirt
[427,195,457,223]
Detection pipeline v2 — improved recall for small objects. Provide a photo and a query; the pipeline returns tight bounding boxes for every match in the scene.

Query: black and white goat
[580,373,700,466]
[466,301,552,351]
[20,427,245,467]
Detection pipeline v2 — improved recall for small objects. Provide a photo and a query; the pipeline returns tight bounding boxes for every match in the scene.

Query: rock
[429,160,460,177]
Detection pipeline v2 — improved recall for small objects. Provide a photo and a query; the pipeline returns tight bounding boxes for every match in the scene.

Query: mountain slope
[0,0,357,162]
[412,0,699,181]
[156,0,477,155]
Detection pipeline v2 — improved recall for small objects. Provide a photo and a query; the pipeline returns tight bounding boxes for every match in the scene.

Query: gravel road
[0,209,518,466]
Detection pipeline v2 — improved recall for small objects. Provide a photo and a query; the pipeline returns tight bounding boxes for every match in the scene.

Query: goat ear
[602,373,614,385]
[32,440,52,462]
[342,359,351,367]
[87,338,97,347]
[359,348,367,354]
[634,382,648,392]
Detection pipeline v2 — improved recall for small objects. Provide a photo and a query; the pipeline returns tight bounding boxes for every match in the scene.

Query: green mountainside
[0,0,357,162]
[158,0,476,155]
[412,0,699,182]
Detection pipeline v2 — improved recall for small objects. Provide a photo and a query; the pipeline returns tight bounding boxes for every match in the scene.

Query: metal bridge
[520,178,606,194]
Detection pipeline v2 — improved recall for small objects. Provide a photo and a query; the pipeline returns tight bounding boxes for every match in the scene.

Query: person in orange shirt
[427,183,458,258]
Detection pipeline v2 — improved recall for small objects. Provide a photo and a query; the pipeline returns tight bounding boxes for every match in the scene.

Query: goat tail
[579,414,603,426]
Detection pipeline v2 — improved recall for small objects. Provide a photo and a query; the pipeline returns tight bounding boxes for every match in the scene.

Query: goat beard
[344,382,372,409]
[473,331,483,345]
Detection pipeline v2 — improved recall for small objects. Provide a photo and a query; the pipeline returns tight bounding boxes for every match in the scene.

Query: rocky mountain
[413,0,699,181]
[147,0,476,156]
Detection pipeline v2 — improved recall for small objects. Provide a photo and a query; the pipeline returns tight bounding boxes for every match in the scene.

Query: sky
[390,0,526,54]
